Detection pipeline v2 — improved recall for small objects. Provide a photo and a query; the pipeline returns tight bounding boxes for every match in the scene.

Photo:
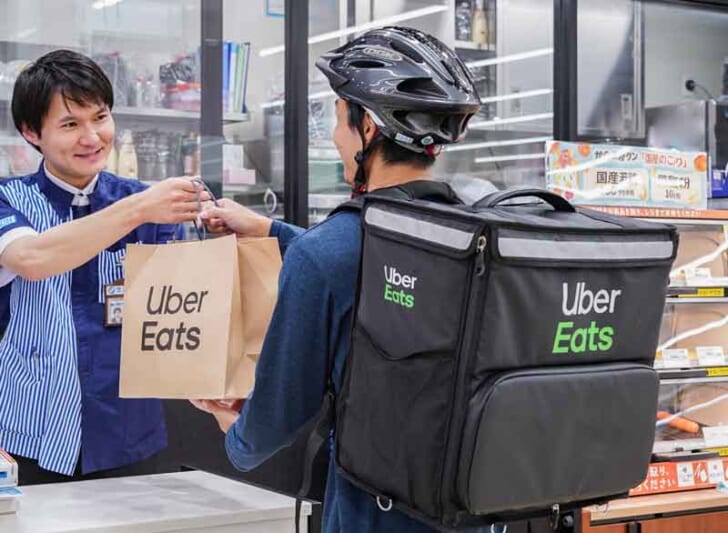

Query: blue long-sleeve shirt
[224,211,440,532]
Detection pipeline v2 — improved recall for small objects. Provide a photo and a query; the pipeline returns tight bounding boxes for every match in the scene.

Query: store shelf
[652,437,717,454]
[666,297,728,304]
[0,100,249,124]
[657,367,728,381]
[223,112,251,123]
[666,287,728,301]
[114,105,250,124]
[453,40,495,51]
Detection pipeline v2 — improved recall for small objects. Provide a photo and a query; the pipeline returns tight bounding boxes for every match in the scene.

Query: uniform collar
[35,162,112,219]
[43,162,98,207]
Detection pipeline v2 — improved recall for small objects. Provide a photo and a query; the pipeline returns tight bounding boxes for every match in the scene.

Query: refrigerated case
[654,221,728,456]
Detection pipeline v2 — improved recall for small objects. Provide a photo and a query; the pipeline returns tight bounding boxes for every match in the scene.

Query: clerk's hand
[136,177,211,225]
[199,198,272,238]
[190,399,244,433]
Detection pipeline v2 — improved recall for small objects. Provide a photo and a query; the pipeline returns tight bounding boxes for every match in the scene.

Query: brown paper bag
[119,234,281,399]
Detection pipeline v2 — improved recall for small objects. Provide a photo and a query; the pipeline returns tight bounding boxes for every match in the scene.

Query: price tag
[662,348,691,369]
[677,462,696,487]
[697,346,727,367]
[686,268,714,286]
[708,460,726,484]
[704,427,728,449]
[697,288,726,297]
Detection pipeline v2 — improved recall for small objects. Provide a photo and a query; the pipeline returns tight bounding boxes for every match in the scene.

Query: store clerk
[0,49,207,485]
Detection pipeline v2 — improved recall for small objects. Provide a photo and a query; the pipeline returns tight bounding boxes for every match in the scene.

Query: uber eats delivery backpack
[301,182,677,532]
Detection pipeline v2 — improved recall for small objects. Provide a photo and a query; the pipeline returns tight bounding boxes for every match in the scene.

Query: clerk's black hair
[11,49,114,148]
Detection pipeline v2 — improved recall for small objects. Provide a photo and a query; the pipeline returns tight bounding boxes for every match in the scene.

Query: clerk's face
[21,92,115,187]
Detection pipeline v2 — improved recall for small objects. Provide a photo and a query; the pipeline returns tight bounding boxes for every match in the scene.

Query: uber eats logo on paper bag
[383,265,416,309]
[553,282,622,355]
[142,285,209,351]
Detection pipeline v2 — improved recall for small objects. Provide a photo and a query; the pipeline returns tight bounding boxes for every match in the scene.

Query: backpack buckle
[376,496,393,512]
[550,504,560,530]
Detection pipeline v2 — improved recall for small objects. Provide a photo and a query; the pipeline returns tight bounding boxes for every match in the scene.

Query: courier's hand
[199,198,272,238]
[190,399,244,433]
[135,177,211,225]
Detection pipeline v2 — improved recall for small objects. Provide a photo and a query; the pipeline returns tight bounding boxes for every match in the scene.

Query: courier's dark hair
[11,49,114,149]
[346,101,435,169]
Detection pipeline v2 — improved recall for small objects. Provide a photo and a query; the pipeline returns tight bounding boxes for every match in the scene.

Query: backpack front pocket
[457,363,659,515]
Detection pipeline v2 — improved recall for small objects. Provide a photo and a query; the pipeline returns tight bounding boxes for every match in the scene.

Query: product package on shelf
[669,226,728,287]
[0,449,20,515]
[656,304,728,369]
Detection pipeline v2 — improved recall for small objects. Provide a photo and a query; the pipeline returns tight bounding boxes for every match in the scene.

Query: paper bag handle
[174,178,220,242]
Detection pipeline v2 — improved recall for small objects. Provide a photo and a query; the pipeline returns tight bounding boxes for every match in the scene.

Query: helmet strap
[351,126,380,197]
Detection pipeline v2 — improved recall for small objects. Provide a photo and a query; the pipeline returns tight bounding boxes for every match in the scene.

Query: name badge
[104,280,125,327]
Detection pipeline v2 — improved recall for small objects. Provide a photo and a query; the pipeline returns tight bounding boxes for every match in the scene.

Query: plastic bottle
[117,130,138,178]
[455,1,472,42]
[182,131,198,176]
[472,2,488,46]
[106,139,118,174]
[0,148,9,177]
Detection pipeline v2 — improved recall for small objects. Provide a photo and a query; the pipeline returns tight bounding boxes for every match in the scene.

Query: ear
[362,113,378,146]
[20,125,41,147]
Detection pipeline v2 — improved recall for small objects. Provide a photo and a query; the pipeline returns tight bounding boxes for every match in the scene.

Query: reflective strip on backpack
[365,206,475,251]
[498,235,674,261]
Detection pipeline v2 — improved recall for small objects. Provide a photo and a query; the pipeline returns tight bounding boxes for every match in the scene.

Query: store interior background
[3,0,728,531]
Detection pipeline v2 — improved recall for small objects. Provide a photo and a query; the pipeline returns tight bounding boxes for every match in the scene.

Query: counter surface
[0,470,311,532]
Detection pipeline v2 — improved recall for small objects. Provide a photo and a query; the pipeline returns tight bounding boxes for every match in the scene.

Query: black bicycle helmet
[316,26,481,193]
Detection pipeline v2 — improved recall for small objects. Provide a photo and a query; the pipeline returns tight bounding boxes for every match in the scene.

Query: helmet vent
[397,78,446,98]
[389,40,424,63]
[349,59,386,69]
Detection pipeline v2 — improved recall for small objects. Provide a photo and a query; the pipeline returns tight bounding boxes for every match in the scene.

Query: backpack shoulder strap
[328,180,462,218]
[299,180,463,507]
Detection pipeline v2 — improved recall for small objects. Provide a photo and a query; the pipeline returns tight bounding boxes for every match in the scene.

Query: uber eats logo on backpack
[552,282,622,354]
[142,285,208,351]
[383,265,416,309]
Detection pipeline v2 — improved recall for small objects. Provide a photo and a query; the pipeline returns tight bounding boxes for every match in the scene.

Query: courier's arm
[224,244,331,470]
[200,199,304,256]
[268,220,304,256]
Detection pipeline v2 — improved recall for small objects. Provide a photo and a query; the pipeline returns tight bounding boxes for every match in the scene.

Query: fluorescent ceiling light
[465,48,554,69]
[259,5,449,57]
[475,153,545,164]
[447,136,552,152]
[260,90,336,110]
[480,88,553,105]
[469,112,554,129]
[14,28,37,39]
[92,0,123,9]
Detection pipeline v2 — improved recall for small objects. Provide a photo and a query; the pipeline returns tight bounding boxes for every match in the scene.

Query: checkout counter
[0,470,310,532]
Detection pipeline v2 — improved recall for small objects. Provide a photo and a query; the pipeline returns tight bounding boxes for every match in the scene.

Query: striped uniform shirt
[0,165,177,476]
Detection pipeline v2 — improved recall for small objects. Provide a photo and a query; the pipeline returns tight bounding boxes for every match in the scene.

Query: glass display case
[654,219,728,456]
[304,0,554,224]
[221,0,285,219]
[0,0,210,182]
[0,0,285,218]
